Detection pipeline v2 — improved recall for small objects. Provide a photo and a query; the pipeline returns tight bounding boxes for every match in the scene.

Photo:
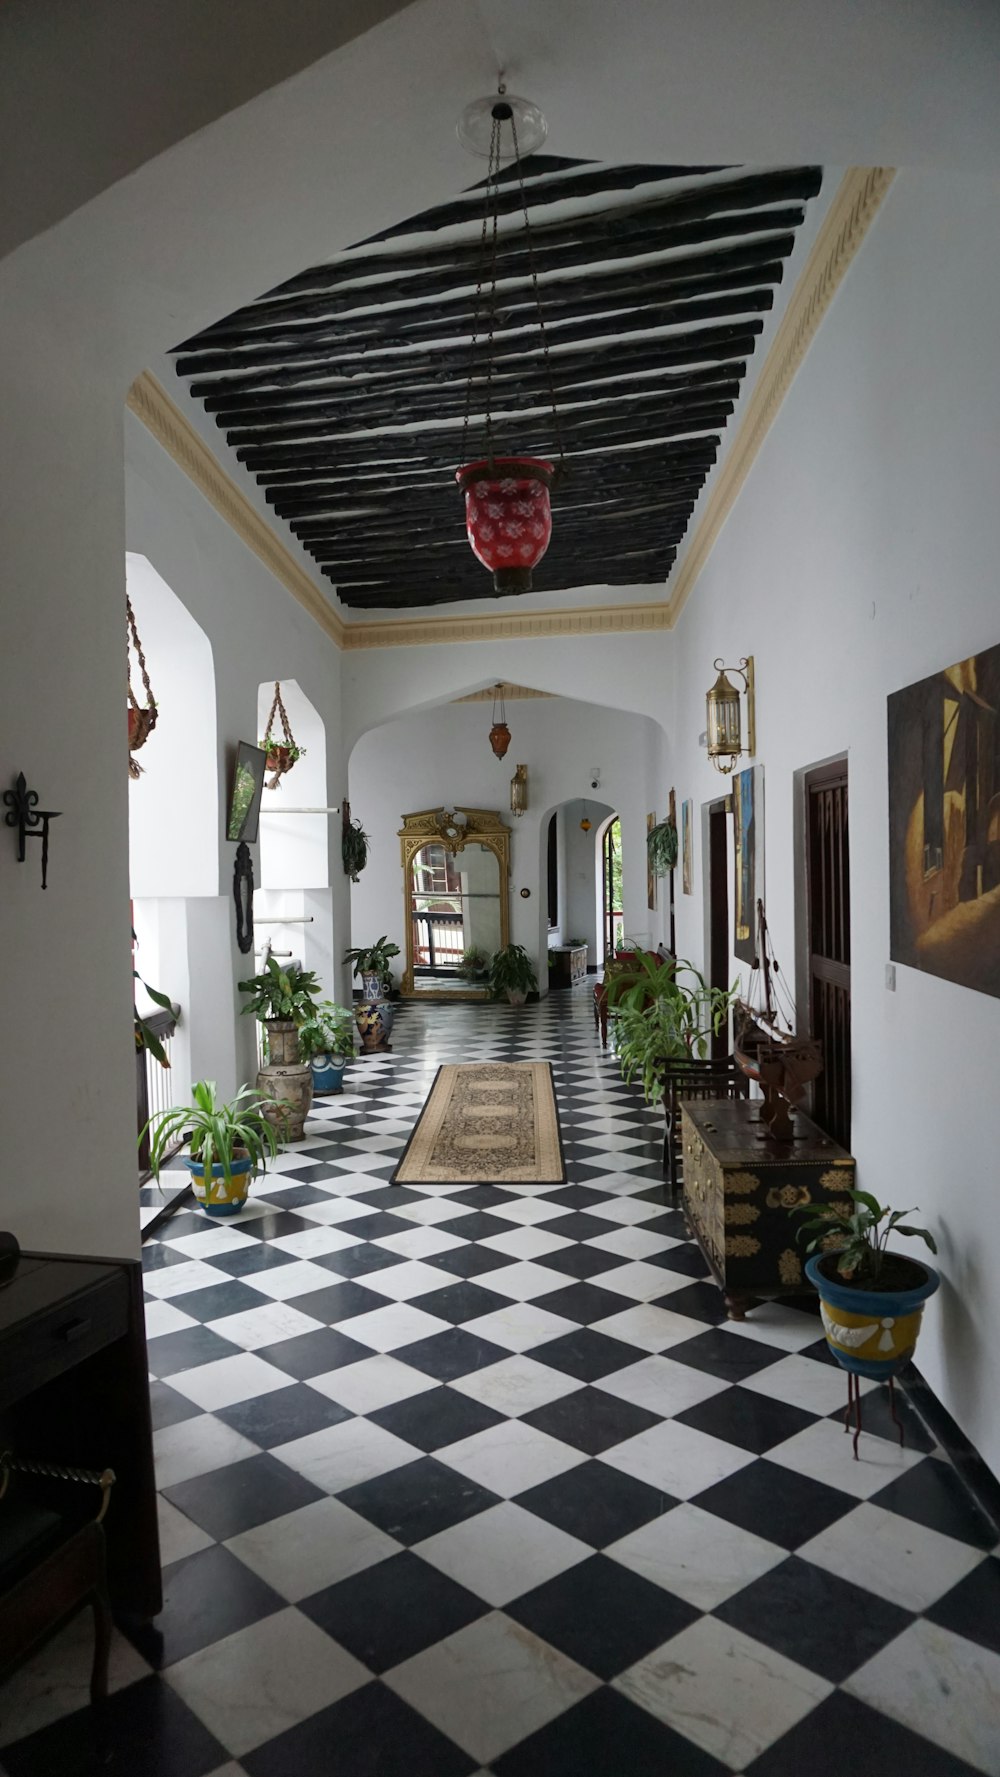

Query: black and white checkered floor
[4,992,999,1775]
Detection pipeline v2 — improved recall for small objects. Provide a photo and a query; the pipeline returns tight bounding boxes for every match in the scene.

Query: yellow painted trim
[339,601,673,651]
[127,172,893,653]
[126,372,346,649]
[665,166,896,626]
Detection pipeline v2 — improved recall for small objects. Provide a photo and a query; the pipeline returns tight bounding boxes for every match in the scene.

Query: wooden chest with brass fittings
[680,1098,856,1320]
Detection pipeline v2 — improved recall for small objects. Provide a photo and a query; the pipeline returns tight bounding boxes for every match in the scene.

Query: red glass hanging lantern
[456,90,564,595]
[457,458,554,594]
[488,683,511,760]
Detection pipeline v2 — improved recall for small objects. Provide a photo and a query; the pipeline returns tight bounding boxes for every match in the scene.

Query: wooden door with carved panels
[806,761,851,1150]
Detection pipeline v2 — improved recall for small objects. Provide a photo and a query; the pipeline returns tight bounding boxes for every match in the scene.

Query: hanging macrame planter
[647,818,679,877]
[127,595,158,779]
[259,681,305,789]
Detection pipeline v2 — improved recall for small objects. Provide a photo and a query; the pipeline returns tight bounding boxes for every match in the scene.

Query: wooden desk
[0,1252,161,1618]
[680,1098,856,1319]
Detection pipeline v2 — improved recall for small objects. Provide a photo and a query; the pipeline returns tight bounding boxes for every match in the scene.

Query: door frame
[704,796,731,1059]
[794,752,850,1139]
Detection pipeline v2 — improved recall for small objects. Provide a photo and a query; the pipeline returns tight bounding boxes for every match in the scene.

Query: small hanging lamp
[456,86,564,595]
[580,800,592,833]
[126,594,158,779]
[489,683,511,760]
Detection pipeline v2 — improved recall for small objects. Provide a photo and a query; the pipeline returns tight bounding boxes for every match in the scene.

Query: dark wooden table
[0,1251,161,1618]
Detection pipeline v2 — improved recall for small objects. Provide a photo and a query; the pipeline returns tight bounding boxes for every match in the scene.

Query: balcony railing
[136,1006,178,1176]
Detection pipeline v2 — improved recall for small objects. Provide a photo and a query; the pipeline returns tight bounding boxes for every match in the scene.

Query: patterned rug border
[390,1060,567,1187]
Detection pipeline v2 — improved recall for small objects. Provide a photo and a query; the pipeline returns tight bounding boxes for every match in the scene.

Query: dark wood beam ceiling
[173,159,822,609]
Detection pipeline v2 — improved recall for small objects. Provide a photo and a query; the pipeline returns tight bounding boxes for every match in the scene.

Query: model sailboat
[733,899,823,1142]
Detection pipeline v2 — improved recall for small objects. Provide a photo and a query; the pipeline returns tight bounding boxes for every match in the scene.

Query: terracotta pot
[266,746,295,774]
[456,458,554,593]
[256,1063,313,1142]
[128,706,155,750]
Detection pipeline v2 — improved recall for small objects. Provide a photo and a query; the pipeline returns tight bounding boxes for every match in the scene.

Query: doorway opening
[601,815,624,961]
[805,760,851,1148]
[707,798,730,1059]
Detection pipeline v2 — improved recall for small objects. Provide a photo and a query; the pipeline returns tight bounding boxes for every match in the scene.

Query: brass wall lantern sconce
[510,763,528,818]
[706,656,756,775]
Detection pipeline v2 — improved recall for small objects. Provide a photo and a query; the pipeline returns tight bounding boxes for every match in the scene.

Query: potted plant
[646,818,679,877]
[141,1080,281,1217]
[342,815,370,883]
[344,937,401,1004]
[611,956,738,1105]
[298,1000,356,1094]
[259,734,305,787]
[460,944,490,982]
[237,955,321,1065]
[792,1188,939,1379]
[488,944,538,1005]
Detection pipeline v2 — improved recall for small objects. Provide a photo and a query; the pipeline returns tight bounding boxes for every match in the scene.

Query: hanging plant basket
[457,458,555,594]
[342,802,370,882]
[126,595,158,779]
[647,819,679,877]
[259,682,304,789]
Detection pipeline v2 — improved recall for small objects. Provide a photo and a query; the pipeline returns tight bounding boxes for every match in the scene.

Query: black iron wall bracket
[4,772,61,889]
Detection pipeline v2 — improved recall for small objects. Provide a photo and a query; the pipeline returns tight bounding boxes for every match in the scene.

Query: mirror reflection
[409,840,501,994]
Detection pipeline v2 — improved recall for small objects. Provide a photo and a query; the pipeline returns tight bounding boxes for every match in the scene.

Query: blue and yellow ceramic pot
[185,1153,253,1218]
[355,1000,392,1052]
[806,1253,940,1379]
[311,1052,349,1095]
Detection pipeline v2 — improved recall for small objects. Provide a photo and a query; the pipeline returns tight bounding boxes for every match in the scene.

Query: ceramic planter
[257,1063,313,1141]
[264,1019,300,1066]
[360,970,384,1003]
[310,1052,349,1095]
[185,1152,253,1218]
[506,989,528,1006]
[806,1252,940,1379]
[355,1001,392,1052]
[456,457,554,593]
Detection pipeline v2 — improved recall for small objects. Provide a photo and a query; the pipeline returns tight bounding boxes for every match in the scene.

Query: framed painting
[682,798,693,894]
[647,812,657,912]
[888,642,1000,998]
[226,741,267,844]
[733,765,763,962]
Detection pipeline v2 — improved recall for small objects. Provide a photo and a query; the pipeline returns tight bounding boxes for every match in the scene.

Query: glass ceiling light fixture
[510,763,528,817]
[489,683,512,760]
[456,83,564,596]
[706,656,756,774]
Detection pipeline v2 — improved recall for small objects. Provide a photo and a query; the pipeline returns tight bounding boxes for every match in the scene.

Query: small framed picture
[226,742,267,844]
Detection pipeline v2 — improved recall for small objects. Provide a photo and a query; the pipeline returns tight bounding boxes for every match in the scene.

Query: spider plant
[141,1079,281,1196]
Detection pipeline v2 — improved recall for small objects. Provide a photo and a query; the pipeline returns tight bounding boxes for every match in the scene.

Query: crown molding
[127,171,893,655]
[665,165,895,626]
[339,600,673,651]
[126,371,346,648]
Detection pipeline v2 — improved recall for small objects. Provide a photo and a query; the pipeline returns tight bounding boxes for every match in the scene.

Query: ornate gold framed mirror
[399,807,510,999]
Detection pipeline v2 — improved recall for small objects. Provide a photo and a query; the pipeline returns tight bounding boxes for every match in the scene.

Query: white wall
[349,699,668,987]
[257,678,330,894]
[562,798,616,963]
[671,169,1000,1477]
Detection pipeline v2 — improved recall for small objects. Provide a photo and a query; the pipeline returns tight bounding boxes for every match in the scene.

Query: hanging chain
[509,108,566,477]
[126,595,155,712]
[264,680,296,750]
[462,94,564,481]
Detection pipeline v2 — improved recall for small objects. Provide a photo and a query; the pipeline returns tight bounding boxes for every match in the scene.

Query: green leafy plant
[342,817,370,882]
[141,1080,281,1196]
[488,944,538,1001]
[132,929,175,1068]
[646,818,679,877]
[612,957,739,1105]
[792,1187,937,1287]
[344,937,401,980]
[237,955,321,1024]
[460,945,490,980]
[259,734,305,764]
[297,1001,356,1063]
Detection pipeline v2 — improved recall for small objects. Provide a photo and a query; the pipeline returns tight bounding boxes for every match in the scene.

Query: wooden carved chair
[662,1057,748,1202]
[0,1453,115,1707]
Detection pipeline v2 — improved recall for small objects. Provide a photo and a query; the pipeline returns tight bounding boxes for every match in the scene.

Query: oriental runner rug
[391,1061,565,1186]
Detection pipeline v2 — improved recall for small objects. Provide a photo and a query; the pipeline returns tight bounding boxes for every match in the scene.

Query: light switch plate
[885,963,896,991]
